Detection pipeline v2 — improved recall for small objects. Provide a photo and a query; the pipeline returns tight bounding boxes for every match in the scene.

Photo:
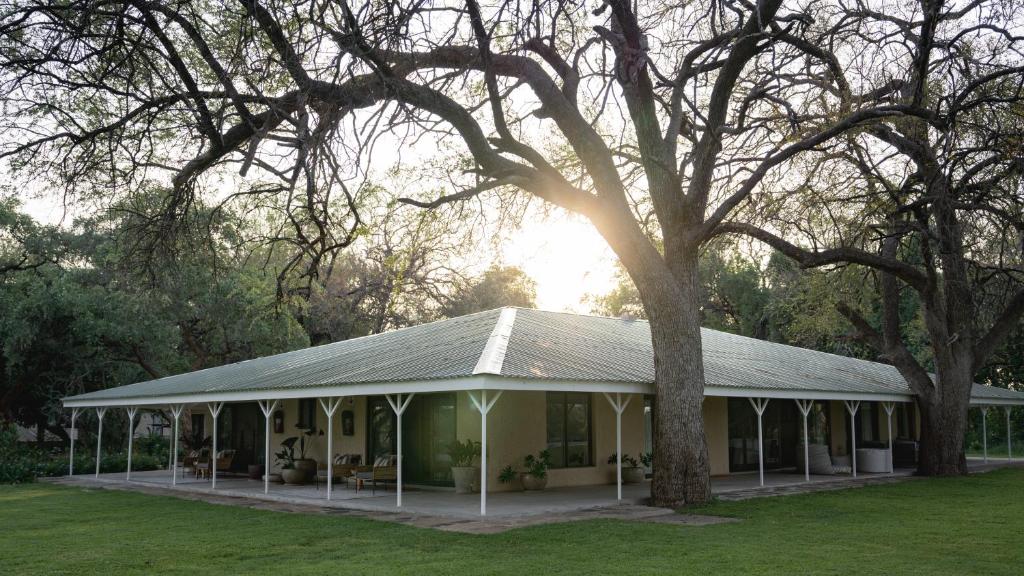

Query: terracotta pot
[281,468,306,485]
[451,466,478,494]
[521,473,547,491]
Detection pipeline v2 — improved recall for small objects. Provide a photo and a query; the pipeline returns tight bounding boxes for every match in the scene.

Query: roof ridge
[473,307,517,375]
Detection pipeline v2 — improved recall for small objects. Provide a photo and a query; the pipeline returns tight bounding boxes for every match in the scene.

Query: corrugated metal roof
[67,308,501,402]
[63,307,1024,404]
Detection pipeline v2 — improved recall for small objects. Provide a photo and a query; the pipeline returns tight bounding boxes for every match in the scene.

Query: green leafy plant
[498,464,518,484]
[446,439,480,467]
[607,453,639,468]
[640,452,653,468]
[292,424,323,460]
[523,450,551,479]
[498,450,553,482]
[275,437,298,469]
[276,425,323,469]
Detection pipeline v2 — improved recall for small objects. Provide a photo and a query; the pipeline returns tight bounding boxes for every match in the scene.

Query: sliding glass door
[727,398,799,472]
[366,393,457,486]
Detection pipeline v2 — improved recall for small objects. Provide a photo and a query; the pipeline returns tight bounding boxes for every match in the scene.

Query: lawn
[3,470,1023,575]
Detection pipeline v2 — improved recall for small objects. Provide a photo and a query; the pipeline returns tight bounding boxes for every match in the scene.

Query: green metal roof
[63,307,1024,406]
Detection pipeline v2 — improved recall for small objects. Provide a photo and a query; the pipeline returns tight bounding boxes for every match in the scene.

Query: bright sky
[498,214,618,312]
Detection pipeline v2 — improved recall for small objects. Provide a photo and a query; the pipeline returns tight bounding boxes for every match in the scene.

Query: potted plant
[640,451,653,477]
[521,450,551,490]
[275,438,305,485]
[446,439,480,494]
[608,453,645,484]
[291,424,322,481]
[498,464,522,491]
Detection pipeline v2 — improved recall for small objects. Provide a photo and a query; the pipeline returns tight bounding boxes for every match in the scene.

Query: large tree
[0,0,920,504]
[722,0,1024,475]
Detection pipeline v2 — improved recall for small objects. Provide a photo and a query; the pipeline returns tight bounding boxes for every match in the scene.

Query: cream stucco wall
[704,396,729,476]
[456,391,646,492]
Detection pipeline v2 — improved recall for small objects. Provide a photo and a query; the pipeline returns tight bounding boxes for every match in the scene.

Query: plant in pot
[640,451,653,477]
[275,439,305,485]
[521,450,551,491]
[498,464,522,491]
[446,439,480,494]
[607,453,645,484]
[291,424,322,481]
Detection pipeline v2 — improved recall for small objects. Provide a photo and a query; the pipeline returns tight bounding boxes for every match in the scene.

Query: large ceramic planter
[521,473,547,491]
[281,468,306,485]
[622,467,645,484]
[294,458,317,481]
[451,466,478,494]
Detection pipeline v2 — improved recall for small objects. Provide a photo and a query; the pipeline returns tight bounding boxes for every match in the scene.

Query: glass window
[367,396,395,460]
[895,404,915,439]
[297,398,317,429]
[190,413,205,442]
[546,392,592,468]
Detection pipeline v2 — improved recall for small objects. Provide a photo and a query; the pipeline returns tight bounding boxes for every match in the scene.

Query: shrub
[0,422,167,483]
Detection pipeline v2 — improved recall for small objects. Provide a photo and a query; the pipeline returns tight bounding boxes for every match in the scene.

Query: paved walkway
[47,459,1022,533]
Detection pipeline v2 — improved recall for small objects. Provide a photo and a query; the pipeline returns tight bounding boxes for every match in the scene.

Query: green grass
[3,470,1024,575]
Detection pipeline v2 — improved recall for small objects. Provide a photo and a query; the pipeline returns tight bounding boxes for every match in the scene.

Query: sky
[497,214,618,312]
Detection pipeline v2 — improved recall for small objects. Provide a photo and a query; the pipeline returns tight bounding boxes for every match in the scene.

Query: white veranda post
[169,404,185,486]
[94,407,107,478]
[603,393,633,501]
[748,398,769,487]
[980,406,989,463]
[257,400,279,494]
[125,407,138,481]
[882,402,895,474]
[385,391,413,504]
[319,397,343,501]
[208,402,224,489]
[794,400,813,482]
[468,389,503,516]
[68,408,80,477]
[1007,407,1013,462]
[844,400,861,477]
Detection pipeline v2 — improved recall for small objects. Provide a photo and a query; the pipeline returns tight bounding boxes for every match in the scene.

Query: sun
[500,214,619,312]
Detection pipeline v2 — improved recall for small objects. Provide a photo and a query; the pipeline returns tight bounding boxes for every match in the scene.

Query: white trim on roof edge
[62,374,956,408]
[473,307,516,375]
[970,397,1024,406]
[703,385,915,403]
[61,375,654,408]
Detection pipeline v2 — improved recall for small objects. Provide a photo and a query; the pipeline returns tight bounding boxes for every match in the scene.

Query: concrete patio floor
[49,458,1018,533]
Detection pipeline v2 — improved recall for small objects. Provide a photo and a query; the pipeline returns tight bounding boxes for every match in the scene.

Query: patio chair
[348,455,397,494]
[196,449,235,480]
[315,454,362,489]
[184,449,206,477]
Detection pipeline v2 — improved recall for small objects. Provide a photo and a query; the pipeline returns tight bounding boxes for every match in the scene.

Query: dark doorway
[728,398,799,472]
[366,393,457,486]
[221,402,265,472]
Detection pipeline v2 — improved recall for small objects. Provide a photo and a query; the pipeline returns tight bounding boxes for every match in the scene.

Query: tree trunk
[915,368,972,476]
[641,262,712,507]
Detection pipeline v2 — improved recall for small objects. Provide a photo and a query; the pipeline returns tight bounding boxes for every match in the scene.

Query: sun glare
[499,215,619,313]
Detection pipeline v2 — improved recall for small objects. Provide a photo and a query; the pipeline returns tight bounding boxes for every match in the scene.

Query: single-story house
[62,307,1024,515]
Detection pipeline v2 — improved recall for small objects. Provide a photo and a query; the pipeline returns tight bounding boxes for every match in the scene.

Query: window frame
[546,392,594,469]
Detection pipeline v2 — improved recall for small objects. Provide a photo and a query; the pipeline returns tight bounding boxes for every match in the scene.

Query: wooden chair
[348,455,397,494]
[196,449,235,480]
[315,454,362,490]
